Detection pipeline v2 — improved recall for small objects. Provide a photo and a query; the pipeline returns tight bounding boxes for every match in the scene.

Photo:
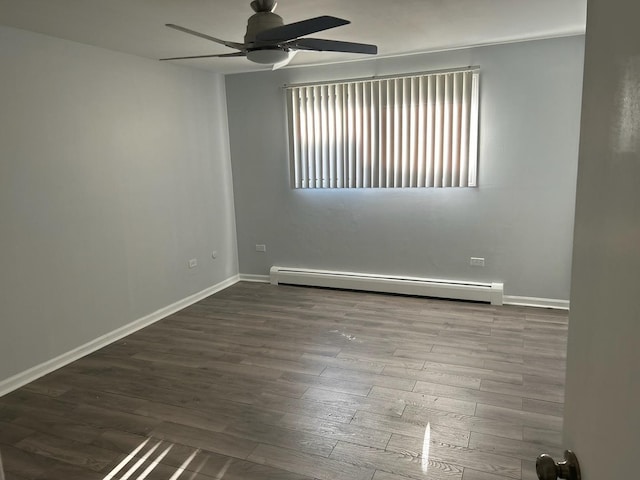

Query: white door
[563,0,640,478]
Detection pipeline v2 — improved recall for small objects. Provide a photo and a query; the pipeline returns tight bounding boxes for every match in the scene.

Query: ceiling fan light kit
[160,0,377,68]
[246,49,289,64]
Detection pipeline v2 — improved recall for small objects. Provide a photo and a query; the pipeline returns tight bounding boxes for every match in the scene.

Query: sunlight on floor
[422,422,431,474]
[101,438,210,480]
[169,448,200,480]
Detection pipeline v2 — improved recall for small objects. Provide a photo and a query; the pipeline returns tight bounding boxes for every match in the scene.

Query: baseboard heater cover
[270,266,503,305]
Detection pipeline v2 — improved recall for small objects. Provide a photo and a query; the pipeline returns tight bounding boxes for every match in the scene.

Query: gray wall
[563,0,640,475]
[225,36,585,300]
[0,27,238,382]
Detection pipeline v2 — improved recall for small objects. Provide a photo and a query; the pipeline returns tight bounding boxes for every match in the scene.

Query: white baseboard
[503,295,570,310]
[238,274,270,283]
[0,274,239,397]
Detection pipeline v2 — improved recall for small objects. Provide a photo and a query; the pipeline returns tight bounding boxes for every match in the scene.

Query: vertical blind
[286,69,479,189]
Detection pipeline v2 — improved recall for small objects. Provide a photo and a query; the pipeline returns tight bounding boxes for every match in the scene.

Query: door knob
[536,450,581,480]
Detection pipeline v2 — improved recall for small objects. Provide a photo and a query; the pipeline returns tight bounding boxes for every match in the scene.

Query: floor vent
[269,266,503,305]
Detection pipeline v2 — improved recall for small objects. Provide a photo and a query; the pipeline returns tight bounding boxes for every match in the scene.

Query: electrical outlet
[188,258,198,268]
[255,244,267,252]
[470,257,485,267]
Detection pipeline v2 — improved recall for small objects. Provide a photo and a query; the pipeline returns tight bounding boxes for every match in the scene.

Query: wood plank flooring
[0,282,568,480]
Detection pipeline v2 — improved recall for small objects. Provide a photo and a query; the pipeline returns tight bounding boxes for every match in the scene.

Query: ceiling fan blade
[291,38,378,55]
[165,24,246,50]
[256,16,349,42]
[272,50,298,70]
[160,52,247,61]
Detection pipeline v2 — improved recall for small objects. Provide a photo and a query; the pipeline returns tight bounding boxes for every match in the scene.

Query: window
[286,69,479,189]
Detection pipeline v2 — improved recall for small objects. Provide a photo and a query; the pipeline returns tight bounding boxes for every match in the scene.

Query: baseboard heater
[269,266,504,305]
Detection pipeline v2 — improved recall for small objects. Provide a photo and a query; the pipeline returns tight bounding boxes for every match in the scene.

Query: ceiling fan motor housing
[244,12,284,44]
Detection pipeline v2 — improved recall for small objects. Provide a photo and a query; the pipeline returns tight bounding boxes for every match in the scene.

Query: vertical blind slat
[452,73,462,187]
[409,77,418,187]
[442,74,453,188]
[460,72,471,187]
[320,85,329,188]
[426,76,435,187]
[385,80,393,188]
[346,83,355,188]
[393,79,402,188]
[289,90,300,187]
[369,82,377,187]
[303,87,312,188]
[340,85,347,188]
[468,73,480,187]
[417,77,426,188]
[377,82,384,187]
[401,78,410,188]
[328,85,336,188]
[315,87,322,187]
[434,75,443,188]
[361,83,369,188]
[335,85,345,188]
[304,87,313,187]
[287,70,478,189]
[356,83,364,188]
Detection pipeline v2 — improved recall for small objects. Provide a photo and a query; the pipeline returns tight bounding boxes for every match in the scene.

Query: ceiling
[0,0,587,74]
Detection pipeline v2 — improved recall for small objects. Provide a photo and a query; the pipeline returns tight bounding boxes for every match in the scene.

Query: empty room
[0,0,638,479]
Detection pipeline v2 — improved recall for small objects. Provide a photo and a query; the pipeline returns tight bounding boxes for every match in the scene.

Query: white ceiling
[0,0,587,74]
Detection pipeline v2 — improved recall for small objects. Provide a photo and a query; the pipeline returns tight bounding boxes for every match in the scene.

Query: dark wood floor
[0,282,567,480]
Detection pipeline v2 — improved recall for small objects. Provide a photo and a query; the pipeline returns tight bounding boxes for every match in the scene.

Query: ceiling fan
[160,0,377,69]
